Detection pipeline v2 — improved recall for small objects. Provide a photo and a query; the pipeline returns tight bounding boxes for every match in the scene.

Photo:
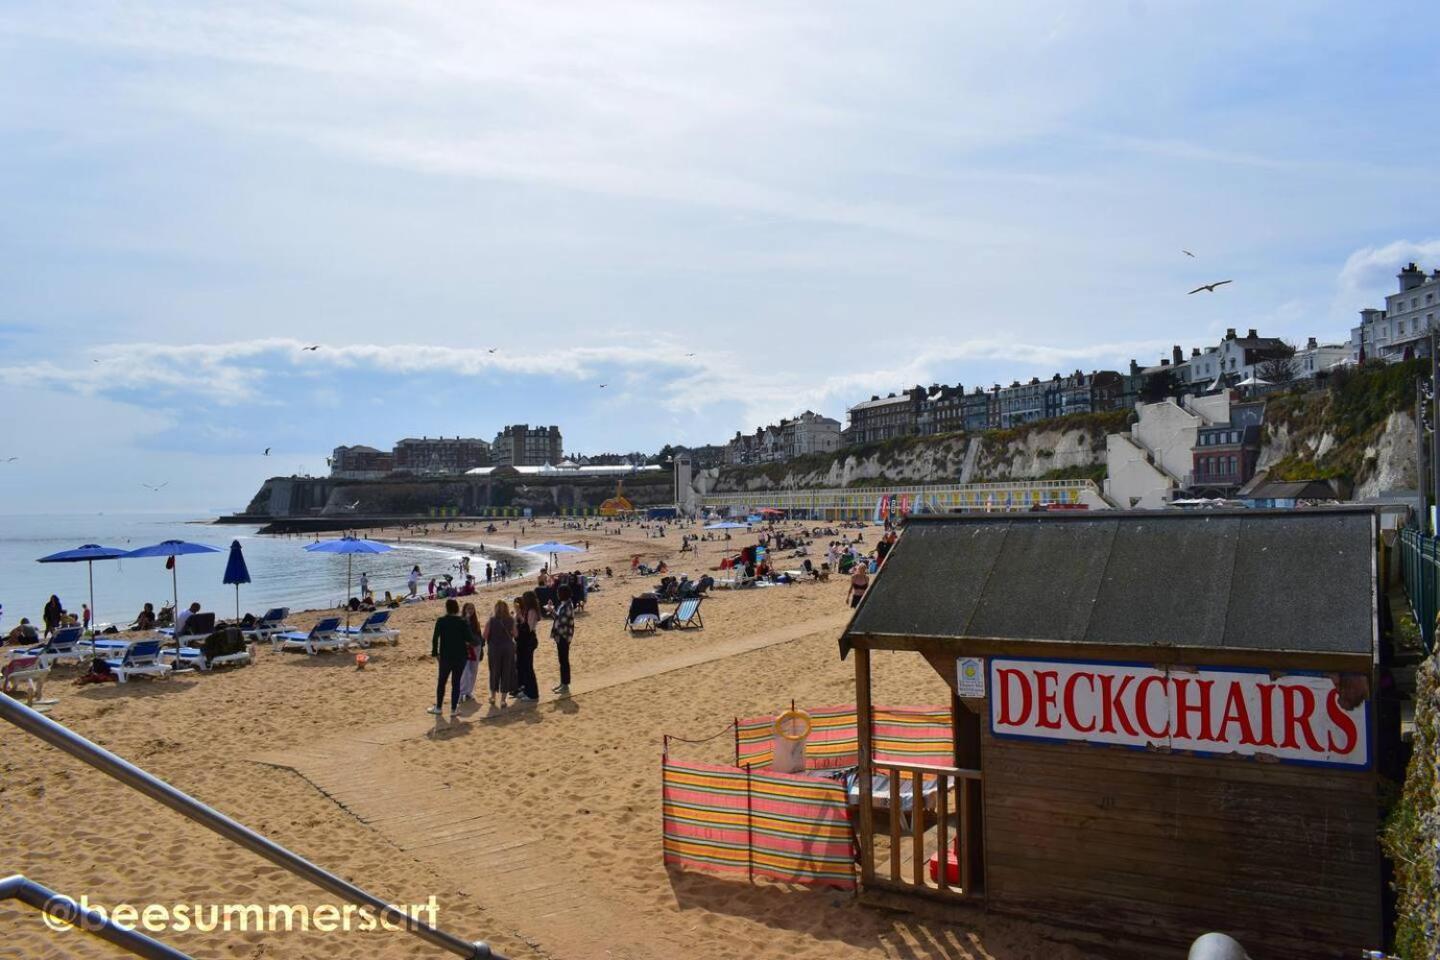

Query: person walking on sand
[847,565,870,609]
[408,565,420,598]
[513,591,540,702]
[482,599,517,709]
[550,584,575,696]
[459,602,483,703]
[429,598,469,718]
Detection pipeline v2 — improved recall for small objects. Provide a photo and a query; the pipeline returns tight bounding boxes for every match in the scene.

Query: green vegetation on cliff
[1263,359,1423,483]
[1382,647,1438,960]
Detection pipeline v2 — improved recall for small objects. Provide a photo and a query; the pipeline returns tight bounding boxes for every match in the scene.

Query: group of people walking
[429,585,576,717]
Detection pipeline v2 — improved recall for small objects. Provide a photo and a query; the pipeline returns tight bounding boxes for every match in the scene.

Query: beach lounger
[22,627,88,667]
[158,612,216,646]
[831,767,940,832]
[162,627,254,671]
[2,655,54,710]
[339,610,400,647]
[242,607,292,642]
[104,639,173,683]
[624,596,662,634]
[274,617,345,654]
[666,597,704,630]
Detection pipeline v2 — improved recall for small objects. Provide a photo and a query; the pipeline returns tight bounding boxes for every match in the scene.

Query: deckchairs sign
[988,658,1369,768]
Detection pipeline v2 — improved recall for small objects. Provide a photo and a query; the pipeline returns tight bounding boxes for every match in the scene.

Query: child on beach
[550,585,575,696]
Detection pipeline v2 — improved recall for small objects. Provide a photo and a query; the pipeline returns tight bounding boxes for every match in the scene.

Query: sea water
[0,513,521,629]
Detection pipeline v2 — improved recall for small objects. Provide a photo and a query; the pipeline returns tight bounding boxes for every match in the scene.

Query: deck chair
[23,626,88,667]
[2,655,55,710]
[159,612,216,645]
[274,617,345,654]
[242,608,292,643]
[104,639,173,683]
[340,610,400,647]
[164,627,254,671]
[667,597,704,630]
[624,596,661,633]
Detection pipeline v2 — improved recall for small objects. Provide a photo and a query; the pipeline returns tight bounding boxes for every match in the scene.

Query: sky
[1,1,1439,514]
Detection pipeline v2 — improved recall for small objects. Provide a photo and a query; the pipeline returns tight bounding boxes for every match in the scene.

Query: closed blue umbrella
[704,522,748,530]
[36,544,128,638]
[223,540,252,621]
[303,536,393,627]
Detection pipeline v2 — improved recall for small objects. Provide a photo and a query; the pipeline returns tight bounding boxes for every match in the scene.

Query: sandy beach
[0,518,1086,960]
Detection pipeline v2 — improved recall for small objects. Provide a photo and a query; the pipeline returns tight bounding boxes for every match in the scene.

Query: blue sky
[2,1,1439,513]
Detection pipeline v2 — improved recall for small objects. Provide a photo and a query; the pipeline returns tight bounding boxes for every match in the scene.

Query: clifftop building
[724,411,841,465]
[329,444,395,479]
[392,436,492,475]
[1350,262,1440,362]
[492,424,563,467]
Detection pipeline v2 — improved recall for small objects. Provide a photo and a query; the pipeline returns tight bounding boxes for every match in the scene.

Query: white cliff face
[703,424,1111,494]
[1354,410,1418,499]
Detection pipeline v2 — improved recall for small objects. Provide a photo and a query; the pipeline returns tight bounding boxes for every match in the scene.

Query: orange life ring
[774,708,812,741]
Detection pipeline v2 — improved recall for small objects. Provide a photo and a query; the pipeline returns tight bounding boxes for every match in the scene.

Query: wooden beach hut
[840,508,1386,959]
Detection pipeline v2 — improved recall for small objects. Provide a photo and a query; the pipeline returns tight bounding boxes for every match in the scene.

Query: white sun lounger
[242,607,293,643]
[22,627,88,668]
[104,640,173,683]
[274,617,346,654]
[2,654,55,710]
[339,610,400,647]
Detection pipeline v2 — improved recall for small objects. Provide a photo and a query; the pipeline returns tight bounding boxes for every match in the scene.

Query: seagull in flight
[3,456,16,463]
[303,345,320,351]
[1187,280,1233,295]
[488,348,498,354]
[263,447,271,456]
[141,481,168,492]
[1182,250,1195,258]
[599,383,607,389]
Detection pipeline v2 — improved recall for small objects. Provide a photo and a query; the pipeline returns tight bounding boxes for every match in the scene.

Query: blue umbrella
[124,540,222,647]
[36,544,128,638]
[303,536,393,627]
[223,540,252,621]
[704,521,748,530]
[521,540,584,570]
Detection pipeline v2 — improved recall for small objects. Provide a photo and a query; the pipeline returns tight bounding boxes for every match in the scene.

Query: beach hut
[839,508,1387,959]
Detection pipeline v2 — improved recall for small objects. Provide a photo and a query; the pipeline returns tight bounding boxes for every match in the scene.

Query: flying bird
[1182,250,1195,258]
[303,345,320,351]
[141,481,168,492]
[3,456,16,462]
[599,383,607,389]
[1187,280,1233,295]
[488,348,497,354]
[685,352,695,357]
[263,447,271,456]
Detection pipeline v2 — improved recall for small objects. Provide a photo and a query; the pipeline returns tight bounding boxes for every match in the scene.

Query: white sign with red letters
[988,658,1369,768]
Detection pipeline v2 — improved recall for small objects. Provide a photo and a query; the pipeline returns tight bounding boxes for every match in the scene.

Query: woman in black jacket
[429,598,470,717]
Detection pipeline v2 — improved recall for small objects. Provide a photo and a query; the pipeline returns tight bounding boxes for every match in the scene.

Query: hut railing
[1400,526,1438,654]
[864,759,981,900]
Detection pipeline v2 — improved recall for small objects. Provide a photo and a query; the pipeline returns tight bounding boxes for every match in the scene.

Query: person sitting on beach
[175,602,201,636]
[132,603,156,631]
[5,618,38,645]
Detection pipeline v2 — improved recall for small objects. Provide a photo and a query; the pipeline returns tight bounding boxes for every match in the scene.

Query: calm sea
[0,513,518,629]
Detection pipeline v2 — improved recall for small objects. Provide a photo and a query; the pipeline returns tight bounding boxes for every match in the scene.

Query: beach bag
[202,627,247,664]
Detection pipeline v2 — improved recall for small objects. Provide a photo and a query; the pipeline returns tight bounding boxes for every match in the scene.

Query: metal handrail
[0,873,191,959]
[0,692,507,959]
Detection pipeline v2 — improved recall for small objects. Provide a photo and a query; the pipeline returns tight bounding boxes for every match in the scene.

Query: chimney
[1400,262,1425,292]
[1160,358,1170,367]
[1172,345,1183,366]
[1226,328,1237,340]
[1192,347,1200,357]
[1307,336,1318,349]
[1129,359,1140,375]
[1247,328,1258,339]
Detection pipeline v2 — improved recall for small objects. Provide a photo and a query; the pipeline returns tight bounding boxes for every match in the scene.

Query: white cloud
[1337,239,1440,303]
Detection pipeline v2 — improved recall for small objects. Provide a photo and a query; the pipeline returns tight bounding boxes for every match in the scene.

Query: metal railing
[698,479,1103,519]
[0,693,507,959]
[1399,527,1438,654]
[1,874,191,959]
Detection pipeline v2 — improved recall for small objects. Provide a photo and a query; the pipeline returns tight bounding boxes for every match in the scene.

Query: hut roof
[843,508,1376,661]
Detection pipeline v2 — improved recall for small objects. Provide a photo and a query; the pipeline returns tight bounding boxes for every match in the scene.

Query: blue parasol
[223,540,252,621]
[37,544,128,638]
[703,521,748,530]
[303,537,393,627]
[521,540,583,570]
[124,540,222,653]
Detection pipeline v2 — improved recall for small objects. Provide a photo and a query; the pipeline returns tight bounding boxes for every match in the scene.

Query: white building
[1185,329,1291,389]
[1350,262,1440,362]
[1293,337,1351,379]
